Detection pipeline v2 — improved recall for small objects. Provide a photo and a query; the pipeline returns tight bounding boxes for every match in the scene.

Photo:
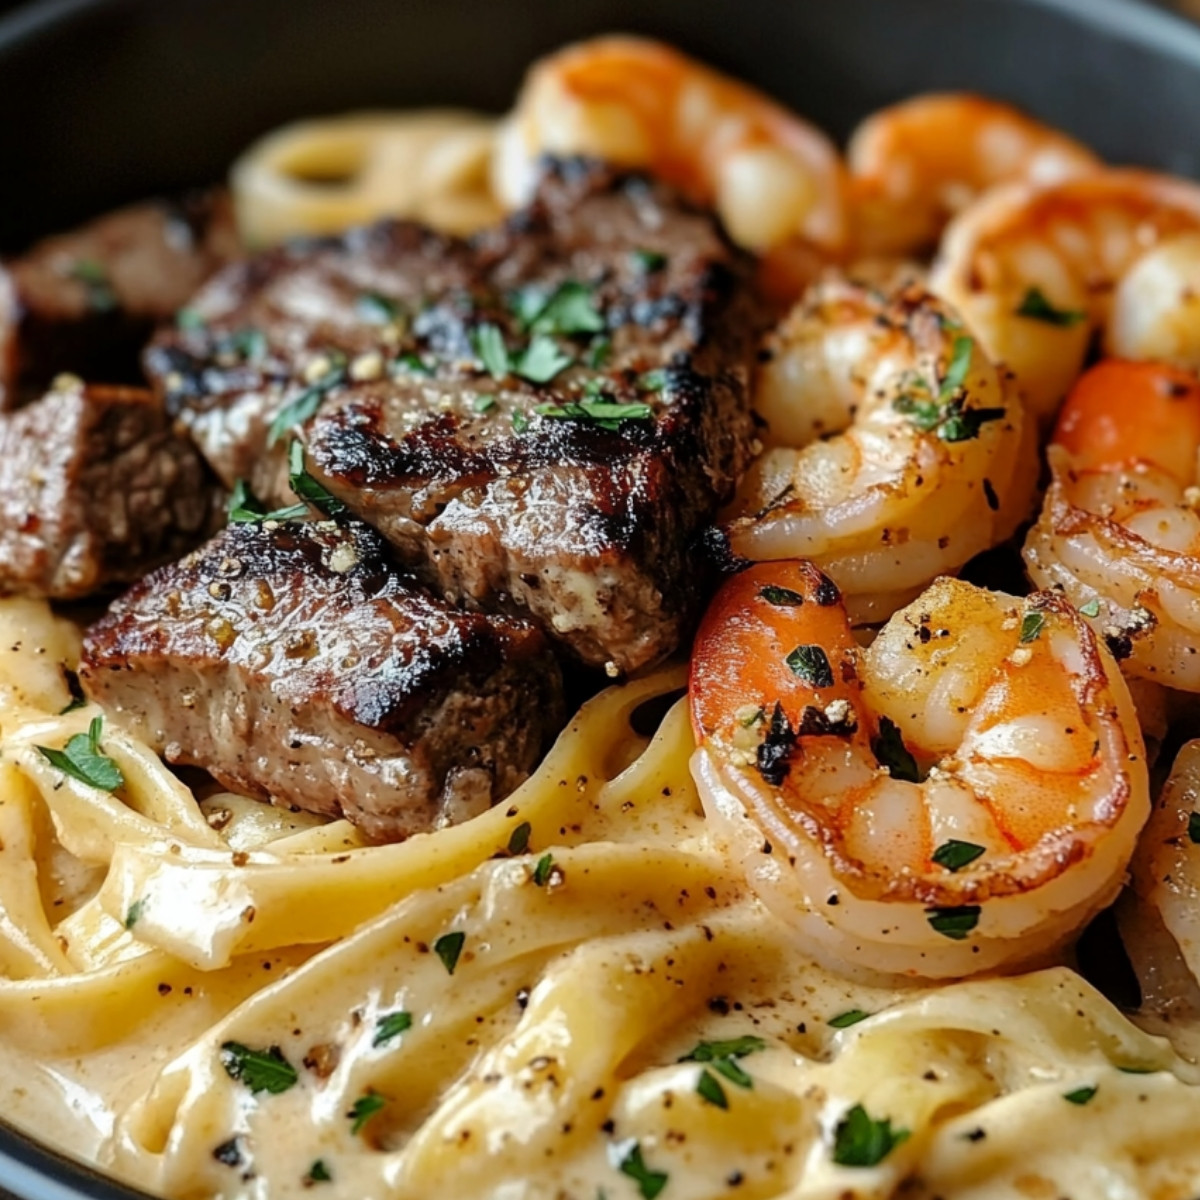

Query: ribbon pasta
[0,594,1198,1199]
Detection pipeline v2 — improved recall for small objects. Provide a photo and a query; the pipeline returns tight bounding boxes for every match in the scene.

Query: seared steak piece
[0,190,239,406]
[145,161,762,670]
[80,519,564,841]
[0,377,216,599]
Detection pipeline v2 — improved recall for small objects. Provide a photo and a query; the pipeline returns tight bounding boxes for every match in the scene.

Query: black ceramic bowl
[2,0,1200,1195]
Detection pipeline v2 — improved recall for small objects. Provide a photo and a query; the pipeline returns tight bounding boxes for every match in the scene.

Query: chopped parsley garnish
[349,1092,386,1134]
[680,1035,764,1091]
[931,840,985,872]
[1063,1085,1097,1106]
[632,249,667,273]
[267,360,346,445]
[176,306,206,332]
[288,441,346,517]
[1016,287,1086,327]
[1189,813,1200,845]
[759,585,806,607]
[925,904,981,940]
[59,695,87,715]
[616,1141,669,1200]
[695,1068,728,1109]
[59,671,87,715]
[511,411,530,434]
[938,399,1008,443]
[533,399,652,430]
[124,897,147,930]
[355,291,400,324]
[227,478,308,525]
[69,258,117,312]
[516,280,605,337]
[508,821,532,855]
[219,1041,298,1094]
[637,369,667,393]
[37,716,124,792]
[514,335,574,384]
[872,716,920,783]
[757,702,796,786]
[217,326,268,364]
[828,1009,871,1029]
[831,1103,910,1167]
[786,644,834,689]
[434,931,465,974]
[585,336,613,369]
[1019,611,1046,643]
[306,1160,332,1184]
[472,394,497,414]
[472,323,510,379]
[532,852,554,886]
[372,1010,412,1047]
[393,352,432,377]
[939,335,975,400]
[1079,599,1102,618]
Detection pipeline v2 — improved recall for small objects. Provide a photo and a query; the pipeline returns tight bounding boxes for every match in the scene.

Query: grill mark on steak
[144,161,764,670]
[0,378,218,599]
[79,518,565,841]
[0,190,239,407]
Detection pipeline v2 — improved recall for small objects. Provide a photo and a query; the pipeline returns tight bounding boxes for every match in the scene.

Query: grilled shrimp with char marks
[689,561,1149,980]
[931,169,1200,422]
[1024,359,1200,690]
[722,281,1035,624]
[848,92,1099,258]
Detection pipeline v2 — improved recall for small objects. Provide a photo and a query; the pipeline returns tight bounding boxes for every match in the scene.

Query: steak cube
[0,377,216,599]
[80,518,565,841]
[144,161,762,671]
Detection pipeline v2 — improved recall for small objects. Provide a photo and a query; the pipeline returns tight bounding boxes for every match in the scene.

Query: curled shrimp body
[931,169,1200,423]
[492,36,848,296]
[1024,360,1200,690]
[689,562,1149,980]
[1109,233,1200,369]
[848,93,1099,258]
[721,281,1036,624]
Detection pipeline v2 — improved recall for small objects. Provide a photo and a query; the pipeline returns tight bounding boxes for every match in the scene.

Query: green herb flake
[1189,813,1200,845]
[1019,611,1046,644]
[175,306,206,332]
[434,931,465,975]
[872,716,921,783]
[227,478,308,525]
[219,326,268,364]
[219,1041,298,1094]
[288,441,346,517]
[680,1035,764,1091]
[355,292,400,324]
[472,323,511,380]
[349,1092,386,1135]
[938,401,1007,443]
[508,821,532,855]
[1063,1085,1098,1106]
[931,840,986,873]
[511,411,530,434]
[1079,599,1102,618]
[759,585,805,607]
[514,335,574,384]
[925,904,981,941]
[1117,1065,1156,1075]
[393,353,432,377]
[695,1068,728,1109]
[893,393,943,432]
[524,281,605,337]
[37,716,124,792]
[1016,287,1086,327]
[306,1160,332,1184]
[70,258,118,312]
[637,369,668,393]
[939,335,975,401]
[372,1010,412,1048]
[124,897,147,930]
[828,1009,871,1029]
[534,399,652,431]
[472,394,497,414]
[585,336,613,369]
[267,362,346,445]
[632,249,668,273]
[831,1103,910,1167]
[532,852,554,886]
[617,1141,669,1200]
[786,644,834,689]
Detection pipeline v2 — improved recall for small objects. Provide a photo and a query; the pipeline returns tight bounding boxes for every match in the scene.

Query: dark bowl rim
[1,0,1200,1196]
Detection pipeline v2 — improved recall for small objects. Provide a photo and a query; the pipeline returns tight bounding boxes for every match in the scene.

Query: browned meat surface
[80,518,565,841]
[0,191,239,406]
[144,161,762,671]
[0,377,216,599]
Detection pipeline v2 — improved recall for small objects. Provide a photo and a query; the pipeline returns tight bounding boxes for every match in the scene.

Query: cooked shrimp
[722,281,1035,623]
[931,169,1200,422]
[1108,232,1200,369]
[492,36,848,297]
[689,562,1148,980]
[848,93,1099,258]
[1024,359,1200,690]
